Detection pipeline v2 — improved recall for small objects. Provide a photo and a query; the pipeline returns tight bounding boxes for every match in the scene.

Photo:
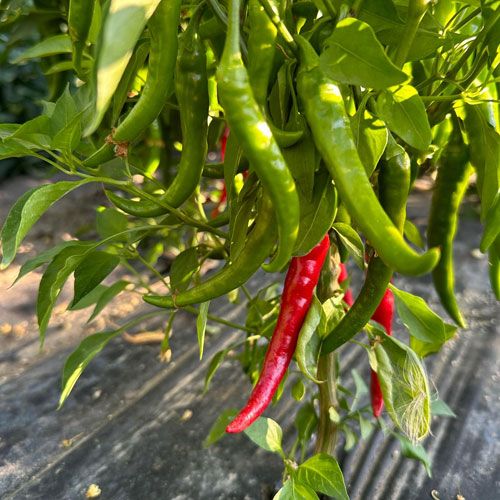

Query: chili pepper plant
[1,0,499,497]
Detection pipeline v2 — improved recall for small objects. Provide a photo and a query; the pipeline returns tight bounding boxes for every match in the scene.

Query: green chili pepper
[107,8,209,217]
[427,118,472,327]
[113,0,180,143]
[322,135,411,354]
[295,35,439,276]
[143,191,276,308]
[216,0,299,273]
[68,0,95,77]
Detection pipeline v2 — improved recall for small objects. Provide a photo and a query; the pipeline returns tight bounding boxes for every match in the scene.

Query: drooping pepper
[294,35,439,277]
[216,0,300,273]
[226,235,330,433]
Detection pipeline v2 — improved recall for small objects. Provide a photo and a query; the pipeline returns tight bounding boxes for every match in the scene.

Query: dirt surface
[0,175,499,499]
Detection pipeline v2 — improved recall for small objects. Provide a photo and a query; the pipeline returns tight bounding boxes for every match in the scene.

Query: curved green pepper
[322,135,411,354]
[107,9,209,217]
[427,118,471,327]
[144,191,276,308]
[216,0,299,272]
[295,35,439,276]
[68,0,95,77]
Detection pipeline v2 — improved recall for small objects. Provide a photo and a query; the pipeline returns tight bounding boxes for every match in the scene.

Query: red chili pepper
[338,262,354,306]
[370,288,394,418]
[226,235,330,433]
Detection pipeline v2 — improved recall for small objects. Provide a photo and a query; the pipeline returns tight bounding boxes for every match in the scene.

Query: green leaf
[464,104,500,221]
[294,170,337,256]
[1,180,91,269]
[6,115,52,150]
[274,479,319,500]
[37,244,94,343]
[69,284,108,311]
[372,331,431,442]
[480,192,500,252]
[332,223,364,269]
[295,403,318,445]
[376,85,432,151]
[96,207,129,239]
[404,220,425,249]
[72,251,120,307]
[85,0,162,134]
[49,88,83,152]
[296,296,324,383]
[394,433,432,477]
[87,280,129,322]
[169,247,200,293]
[350,109,388,176]
[203,408,238,448]
[297,453,349,500]
[196,301,210,359]
[244,417,284,456]
[320,18,407,90]
[292,379,306,401]
[13,34,72,63]
[358,413,373,439]
[13,241,81,284]
[391,285,457,357]
[204,348,229,393]
[59,330,121,408]
[431,398,456,418]
[351,368,369,411]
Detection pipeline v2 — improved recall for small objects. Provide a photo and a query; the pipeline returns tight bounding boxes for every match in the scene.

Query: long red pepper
[226,235,330,433]
[370,288,395,417]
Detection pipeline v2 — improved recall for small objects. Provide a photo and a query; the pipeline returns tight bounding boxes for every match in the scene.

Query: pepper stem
[314,243,341,456]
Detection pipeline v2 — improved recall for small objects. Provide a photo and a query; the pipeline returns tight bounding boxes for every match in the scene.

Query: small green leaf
[69,284,108,311]
[169,247,199,293]
[292,379,306,401]
[351,368,369,411]
[297,453,349,500]
[320,18,408,90]
[14,34,72,63]
[296,296,324,383]
[59,330,121,408]
[358,414,373,439]
[332,223,364,269]
[404,220,425,249]
[350,110,388,176]
[37,244,94,343]
[294,170,337,256]
[203,409,238,448]
[1,180,91,269]
[464,104,500,221]
[295,403,318,444]
[88,280,129,322]
[372,331,431,442]
[244,417,284,455]
[273,479,319,500]
[431,398,456,418]
[480,192,500,252]
[96,207,129,239]
[13,241,81,284]
[204,349,229,393]
[72,251,120,307]
[196,301,210,359]
[394,433,432,477]
[376,85,432,151]
[391,285,457,357]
